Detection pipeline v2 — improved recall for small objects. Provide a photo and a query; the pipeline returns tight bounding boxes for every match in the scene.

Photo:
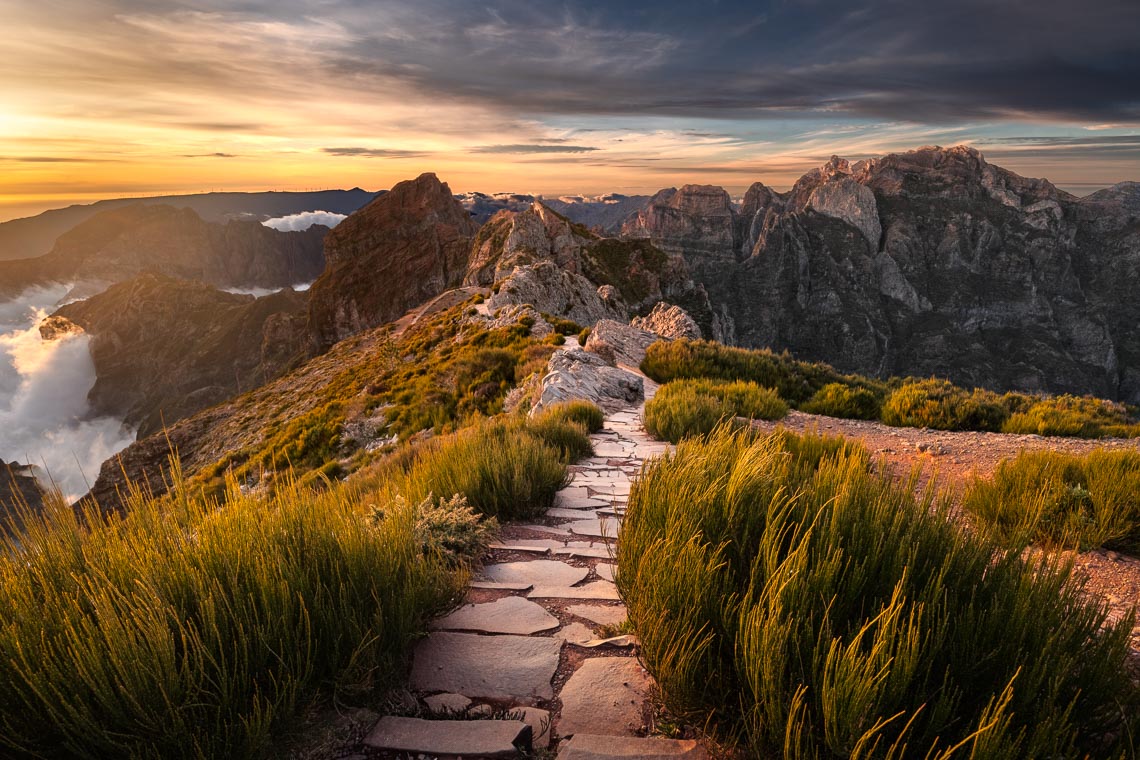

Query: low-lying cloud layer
[0,286,134,501]
[261,210,347,231]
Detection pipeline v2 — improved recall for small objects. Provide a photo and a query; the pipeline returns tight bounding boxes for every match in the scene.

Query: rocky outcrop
[465,202,589,287]
[621,185,739,263]
[488,262,627,328]
[0,204,327,299]
[532,348,643,414]
[51,274,308,437]
[1,461,45,523]
[630,302,702,341]
[584,320,658,368]
[618,145,1140,404]
[307,173,477,349]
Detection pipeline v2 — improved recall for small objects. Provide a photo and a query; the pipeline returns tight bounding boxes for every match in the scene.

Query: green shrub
[880,378,1008,431]
[641,339,883,405]
[377,493,497,564]
[0,471,463,759]
[617,428,1137,758]
[526,415,593,463]
[541,313,583,336]
[643,379,787,443]
[535,400,605,434]
[1001,394,1140,438]
[577,327,591,345]
[964,449,1140,552]
[800,382,882,419]
[387,417,570,521]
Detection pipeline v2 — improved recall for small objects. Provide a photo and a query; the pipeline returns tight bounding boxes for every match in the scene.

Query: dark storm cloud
[322,147,431,158]
[318,0,1140,124]
[471,144,600,154]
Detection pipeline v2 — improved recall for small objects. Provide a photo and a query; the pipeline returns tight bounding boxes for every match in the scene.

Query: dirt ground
[750,410,1140,659]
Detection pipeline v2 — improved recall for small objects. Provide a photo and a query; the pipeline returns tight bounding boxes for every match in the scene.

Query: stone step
[557,657,652,738]
[409,632,561,702]
[431,596,559,635]
[363,715,531,758]
[556,734,709,759]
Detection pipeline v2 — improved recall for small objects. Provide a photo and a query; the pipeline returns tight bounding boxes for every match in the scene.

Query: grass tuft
[618,426,1138,758]
[643,379,787,443]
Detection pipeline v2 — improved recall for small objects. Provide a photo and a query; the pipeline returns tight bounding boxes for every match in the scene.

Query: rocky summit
[307,172,478,349]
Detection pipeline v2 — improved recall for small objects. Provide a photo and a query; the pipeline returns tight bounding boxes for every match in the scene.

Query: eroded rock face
[620,145,1140,403]
[52,273,308,437]
[488,261,627,328]
[631,302,702,341]
[308,173,477,349]
[621,185,739,262]
[533,348,643,413]
[465,202,587,286]
[1,461,45,523]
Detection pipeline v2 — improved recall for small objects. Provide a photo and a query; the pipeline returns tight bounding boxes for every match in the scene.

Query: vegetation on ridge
[643,378,787,443]
[617,426,1138,758]
[643,339,1140,439]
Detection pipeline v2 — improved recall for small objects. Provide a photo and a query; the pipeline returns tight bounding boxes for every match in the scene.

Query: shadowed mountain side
[307,173,478,350]
[49,274,309,438]
[0,188,377,261]
[0,204,328,300]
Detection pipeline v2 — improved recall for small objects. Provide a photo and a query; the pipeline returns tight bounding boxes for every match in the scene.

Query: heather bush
[1002,394,1140,438]
[535,399,605,433]
[880,378,1008,431]
[617,427,1137,758]
[964,448,1140,552]
[643,379,786,443]
[800,382,882,419]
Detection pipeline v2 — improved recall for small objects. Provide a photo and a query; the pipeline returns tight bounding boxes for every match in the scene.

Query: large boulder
[488,261,627,328]
[533,348,643,413]
[584,320,658,368]
[631,302,702,341]
[308,173,477,349]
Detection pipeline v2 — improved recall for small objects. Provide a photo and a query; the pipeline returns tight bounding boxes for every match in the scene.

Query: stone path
[363,397,709,758]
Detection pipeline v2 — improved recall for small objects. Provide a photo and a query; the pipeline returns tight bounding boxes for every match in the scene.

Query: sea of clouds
[261,210,347,232]
[0,285,134,501]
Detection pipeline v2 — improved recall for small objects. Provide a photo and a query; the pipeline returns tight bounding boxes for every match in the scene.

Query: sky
[1,0,1139,221]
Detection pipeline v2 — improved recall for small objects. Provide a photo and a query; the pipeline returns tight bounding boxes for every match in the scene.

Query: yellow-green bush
[618,427,1137,758]
[964,448,1140,552]
[643,379,787,443]
[799,382,882,419]
[880,378,1008,431]
[1001,394,1140,438]
[0,471,464,759]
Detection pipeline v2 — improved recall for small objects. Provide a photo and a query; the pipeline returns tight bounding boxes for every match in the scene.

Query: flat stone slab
[423,692,471,713]
[554,546,614,559]
[569,518,621,539]
[514,706,552,749]
[595,563,616,582]
[469,581,533,591]
[547,507,600,520]
[567,604,628,627]
[482,560,589,587]
[556,622,597,644]
[555,493,611,510]
[529,581,620,600]
[431,596,559,635]
[364,716,531,757]
[410,632,561,702]
[556,734,709,759]
[516,523,572,535]
[557,658,653,738]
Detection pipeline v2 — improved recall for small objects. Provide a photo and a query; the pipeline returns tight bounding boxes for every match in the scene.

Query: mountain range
[4,144,1140,512]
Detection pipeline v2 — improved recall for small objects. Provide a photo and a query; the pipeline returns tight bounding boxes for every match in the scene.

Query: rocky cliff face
[1,461,45,523]
[50,274,308,437]
[0,204,327,299]
[630,146,1140,403]
[307,173,477,349]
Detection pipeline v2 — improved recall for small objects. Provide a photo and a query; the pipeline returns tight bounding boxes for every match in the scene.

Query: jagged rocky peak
[621,184,739,260]
[465,201,591,287]
[308,172,477,349]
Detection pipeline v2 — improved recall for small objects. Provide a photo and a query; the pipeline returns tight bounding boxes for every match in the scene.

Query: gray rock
[566,604,628,627]
[806,176,881,251]
[423,693,472,713]
[431,596,559,635]
[630,302,703,341]
[363,716,531,757]
[584,320,658,368]
[528,581,621,601]
[556,658,653,738]
[482,559,589,587]
[409,632,562,702]
[556,734,709,759]
[533,348,643,414]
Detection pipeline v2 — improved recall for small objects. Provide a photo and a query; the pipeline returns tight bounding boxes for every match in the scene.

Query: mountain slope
[0,204,328,299]
[0,188,376,261]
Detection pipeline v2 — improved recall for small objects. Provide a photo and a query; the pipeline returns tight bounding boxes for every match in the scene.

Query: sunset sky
[1,0,1138,221]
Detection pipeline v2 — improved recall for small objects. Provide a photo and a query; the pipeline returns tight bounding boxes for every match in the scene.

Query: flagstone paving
[372,386,710,758]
